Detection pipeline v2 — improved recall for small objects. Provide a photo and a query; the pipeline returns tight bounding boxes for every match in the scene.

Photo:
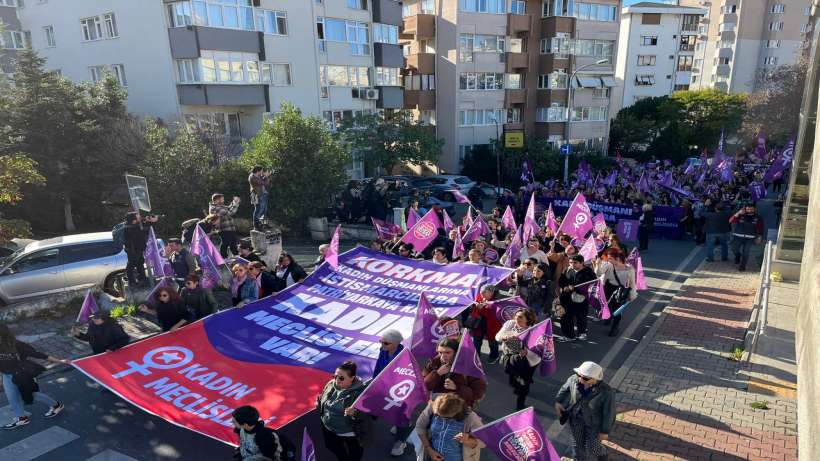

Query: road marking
[0,426,79,461]
[547,244,703,440]
[85,449,140,461]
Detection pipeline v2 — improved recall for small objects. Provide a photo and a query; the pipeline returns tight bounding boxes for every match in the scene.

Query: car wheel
[103,271,126,298]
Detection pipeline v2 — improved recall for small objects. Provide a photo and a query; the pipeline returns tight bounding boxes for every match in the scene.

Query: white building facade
[611,2,705,114]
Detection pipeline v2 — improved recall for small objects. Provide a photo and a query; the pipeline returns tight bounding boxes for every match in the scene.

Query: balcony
[507,13,532,35]
[168,26,262,59]
[404,90,435,110]
[719,22,736,38]
[718,46,733,58]
[375,43,404,68]
[177,84,268,108]
[376,86,404,109]
[504,89,527,106]
[681,23,698,32]
[405,53,436,74]
[402,14,435,39]
[716,63,731,77]
[537,90,568,106]
[722,12,737,23]
[372,0,403,25]
[505,52,529,72]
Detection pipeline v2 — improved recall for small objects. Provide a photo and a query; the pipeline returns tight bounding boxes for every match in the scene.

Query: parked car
[426,175,476,192]
[477,182,512,198]
[0,232,127,305]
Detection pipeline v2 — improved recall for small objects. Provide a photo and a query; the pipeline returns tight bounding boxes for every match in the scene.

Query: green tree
[0,154,45,243]
[139,120,213,235]
[242,103,349,231]
[336,112,443,175]
[741,59,807,144]
[0,50,144,231]
[608,96,667,157]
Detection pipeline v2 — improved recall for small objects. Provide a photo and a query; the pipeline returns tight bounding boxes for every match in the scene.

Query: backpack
[111,222,126,249]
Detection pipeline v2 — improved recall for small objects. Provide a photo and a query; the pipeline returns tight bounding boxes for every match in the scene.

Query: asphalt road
[0,235,715,461]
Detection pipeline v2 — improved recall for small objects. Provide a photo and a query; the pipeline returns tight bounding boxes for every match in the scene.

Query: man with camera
[248,166,272,230]
[123,211,159,287]
[208,193,241,258]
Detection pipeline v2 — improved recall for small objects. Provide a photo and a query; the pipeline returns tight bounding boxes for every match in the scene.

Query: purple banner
[490,296,529,322]
[537,197,685,240]
[616,219,640,242]
[472,407,561,461]
[204,247,512,377]
[352,348,428,426]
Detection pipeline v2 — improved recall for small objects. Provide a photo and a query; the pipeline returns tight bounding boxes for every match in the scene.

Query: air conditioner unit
[364,88,380,100]
[351,88,361,98]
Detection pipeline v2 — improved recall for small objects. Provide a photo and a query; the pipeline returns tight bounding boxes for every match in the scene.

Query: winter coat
[316,378,372,446]
[555,374,616,435]
[233,420,284,461]
[180,286,218,320]
[558,266,596,308]
[123,222,151,255]
[422,356,487,408]
[468,294,501,341]
[76,320,130,354]
[209,201,240,232]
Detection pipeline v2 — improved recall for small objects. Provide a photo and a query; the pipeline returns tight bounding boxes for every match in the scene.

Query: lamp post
[564,58,610,183]
[489,114,502,199]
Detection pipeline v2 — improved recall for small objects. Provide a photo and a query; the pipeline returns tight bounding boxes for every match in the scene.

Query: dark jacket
[180,286,217,320]
[373,343,404,378]
[558,266,596,308]
[76,320,130,354]
[0,341,48,404]
[316,378,372,446]
[123,221,151,255]
[271,264,307,292]
[521,275,551,312]
[555,374,616,435]
[422,355,487,408]
[257,271,278,299]
[702,209,733,234]
[153,301,190,331]
[233,420,284,461]
[169,248,197,279]
[730,212,765,238]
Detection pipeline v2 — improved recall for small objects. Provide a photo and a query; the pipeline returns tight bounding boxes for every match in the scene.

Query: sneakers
[390,441,407,456]
[578,333,588,341]
[44,401,64,418]
[3,416,30,430]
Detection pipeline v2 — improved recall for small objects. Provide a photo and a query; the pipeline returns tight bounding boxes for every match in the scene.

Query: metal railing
[751,240,774,348]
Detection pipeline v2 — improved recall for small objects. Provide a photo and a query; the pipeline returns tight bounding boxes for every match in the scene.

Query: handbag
[610,269,631,306]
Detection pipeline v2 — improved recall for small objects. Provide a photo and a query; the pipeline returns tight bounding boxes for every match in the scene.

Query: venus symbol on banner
[384,379,416,410]
[112,346,195,379]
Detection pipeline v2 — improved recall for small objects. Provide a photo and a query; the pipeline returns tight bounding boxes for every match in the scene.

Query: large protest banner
[73,247,512,445]
[536,197,684,239]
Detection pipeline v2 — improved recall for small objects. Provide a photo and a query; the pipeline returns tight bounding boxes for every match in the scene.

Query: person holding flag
[422,338,487,408]
[554,361,616,461]
[558,255,596,341]
[595,248,637,337]
[466,285,502,364]
[495,308,541,410]
[415,393,484,461]
[316,361,370,461]
[71,310,130,355]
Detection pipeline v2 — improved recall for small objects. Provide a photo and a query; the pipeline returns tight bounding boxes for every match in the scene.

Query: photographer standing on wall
[123,211,159,288]
[248,166,272,230]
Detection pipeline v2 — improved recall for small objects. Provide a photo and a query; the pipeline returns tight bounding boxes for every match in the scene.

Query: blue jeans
[705,233,729,261]
[252,192,268,228]
[2,373,57,418]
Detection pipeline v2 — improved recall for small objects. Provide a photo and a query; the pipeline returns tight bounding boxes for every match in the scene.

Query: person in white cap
[553,361,615,461]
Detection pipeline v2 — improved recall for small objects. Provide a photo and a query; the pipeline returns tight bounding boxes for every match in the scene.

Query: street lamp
[488,113,502,199]
[564,58,610,184]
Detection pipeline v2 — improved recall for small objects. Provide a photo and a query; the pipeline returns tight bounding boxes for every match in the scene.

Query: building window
[404,73,436,90]
[505,74,523,89]
[373,23,398,44]
[763,56,778,66]
[635,74,655,86]
[693,58,703,72]
[571,106,607,122]
[682,14,699,31]
[574,39,614,58]
[347,0,367,10]
[673,84,689,91]
[459,109,507,126]
[374,67,400,86]
[637,55,656,66]
[765,39,781,48]
[0,0,18,5]
[184,112,240,140]
[459,72,505,90]
[768,21,783,31]
[640,35,658,46]
[770,4,784,13]
[677,55,693,71]
[167,2,193,27]
[421,0,435,14]
[536,105,568,122]
[111,64,127,86]
[316,18,370,56]
[458,34,505,61]
[537,71,568,89]
[81,16,103,41]
[679,35,696,51]
[88,64,127,86]
[592,87,609,99]
[574,3,617,22]
[510,0,526,14]
[801,23,811,33]
[543,0,573,17]
[261,63,291,85]
[460,0,505,14]
[255,10,288,35]
[43,26,56,47]
[103,13,119,38]
[1,30,26,49]
[319,65,370,86]
[177,59,200,83]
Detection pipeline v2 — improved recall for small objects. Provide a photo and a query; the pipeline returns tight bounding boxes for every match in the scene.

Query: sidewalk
[606,260,798,460]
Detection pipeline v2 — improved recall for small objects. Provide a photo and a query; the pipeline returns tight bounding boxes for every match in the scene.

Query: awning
[600,76,617,87]
[576,76,602,88]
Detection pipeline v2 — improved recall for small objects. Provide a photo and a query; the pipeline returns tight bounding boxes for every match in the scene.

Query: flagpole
[447,328,470,381]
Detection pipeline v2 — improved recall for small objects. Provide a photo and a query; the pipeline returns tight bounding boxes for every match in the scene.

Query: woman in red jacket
[467,284,500,364]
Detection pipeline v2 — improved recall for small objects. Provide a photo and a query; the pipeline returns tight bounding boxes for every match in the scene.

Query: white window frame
[346,0,368,11]
[1,30,26,50]
[460,0,506,14]
[768,21,783,31]
[81,16,103,41]
[640,35,658,46]
[635,74,655,86]
[103,13,119,38]
[373,23,398,44]
[43,26,56,47]
[770,4,784,13]
[374,67,400,86]
[111,64,127,86]
[637,55,656,66]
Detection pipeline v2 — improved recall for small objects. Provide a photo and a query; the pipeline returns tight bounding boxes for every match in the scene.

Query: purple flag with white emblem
[556,193,593,239]
[326,224,340,268]
[518,319,557,377]
[452,228,465,260]
[76,290,99,324]
[406,208,420,230]
[451,328,486,380]
[627,247,647,290]
[502,205,517,232]
[472,407,561,461]
[400,208,442,253]
[489,296,529,322]
[504,226,523,268]
[442,209,454,234]
[523,193,539,243]
[144,227,173,278]
[749,181,767,202]
[462,213,490,243]
[592,213,607,235]
[578,235,598,262]
[352,348,428,426]
[763,138,795,183]
[192,224,225,266]
[545,204,558,233]
[578,276,611,320]
[410,293,441,361]
[372,217,403,240]
[301,428,315,461]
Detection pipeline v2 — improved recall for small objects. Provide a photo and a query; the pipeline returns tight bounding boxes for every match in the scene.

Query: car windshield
[0,247,26,269]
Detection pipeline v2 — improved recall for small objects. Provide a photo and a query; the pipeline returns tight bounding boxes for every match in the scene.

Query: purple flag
[749,181,767,201]
[556,193,593,239]
[616,219,640,241]
[442,209,454,234]
[76,290,99,324]
[501,206,517,232]
[326,224,340,268]
[145,278,176,306]
[489,296,529,322]
[462,213,490,243]
[504,226,523,268]
[472,407,561,461]
[578,235,598,262]
[372,217,402,240]
[754,131,767,160]
[301,428,315,461]
[522,193,539,243]
[192,224,225,266]
[410,293,441,361]
[637,173,650,194]
[352,348,428,426]
[452,228,465,260]
[518,319,557,376]
[545,204,558,233]
[520,158,533,183]
[627,248,647,290]
[400,208,442,253]
[659,171,674,187]
[406,208,421,230]
[451,328,486,380]
[592,213,607,235]
[449,189,472,205]
[144,227,173,278]
[578,277,611,320]
[463,208,474,228]
[763,138,794,183]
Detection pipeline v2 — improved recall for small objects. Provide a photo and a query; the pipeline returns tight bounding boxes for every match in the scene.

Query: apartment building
[0,0,24,77]
[611,2,706,113]
[401,0,620,173]
[684,0,813,93]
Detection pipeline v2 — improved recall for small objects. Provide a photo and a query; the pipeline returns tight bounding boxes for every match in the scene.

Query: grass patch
[750,401,769,410]
[729,345,745,361]
[110,305,137,318]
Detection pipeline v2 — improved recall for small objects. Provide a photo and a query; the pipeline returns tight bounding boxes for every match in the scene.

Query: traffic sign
[560,144,572,155]
[505,132,524,148]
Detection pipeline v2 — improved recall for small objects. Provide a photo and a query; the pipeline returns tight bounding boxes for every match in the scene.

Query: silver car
[0,232,127,305]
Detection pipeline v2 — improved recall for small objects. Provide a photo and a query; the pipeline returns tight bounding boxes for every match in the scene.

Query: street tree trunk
[63,194,76,231]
